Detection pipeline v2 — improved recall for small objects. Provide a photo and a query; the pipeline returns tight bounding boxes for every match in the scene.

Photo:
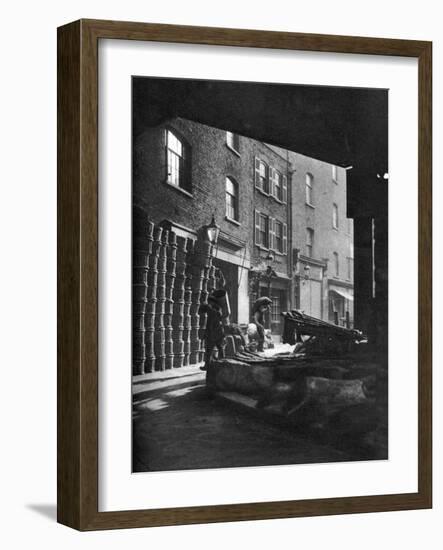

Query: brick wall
[133,117,253,246]
[133,117,353,334]
[247,141,292,277]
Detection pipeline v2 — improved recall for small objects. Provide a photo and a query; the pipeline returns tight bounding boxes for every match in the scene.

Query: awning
[330,288,354,301]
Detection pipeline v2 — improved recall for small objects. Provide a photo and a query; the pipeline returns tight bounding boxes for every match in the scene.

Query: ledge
[225,215,241,227]
[225,143,241,157]
[164,180,193,198]
[328,278,354,289]
[256,186,270,198]
[298,255,327,268]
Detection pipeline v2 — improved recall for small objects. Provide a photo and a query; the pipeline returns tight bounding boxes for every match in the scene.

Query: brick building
[133,117,293,334]
[290,152,354,327]
[249,143,292,336]
[133,116,353,344]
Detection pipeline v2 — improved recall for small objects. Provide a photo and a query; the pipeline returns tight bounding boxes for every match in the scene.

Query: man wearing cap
[199,294,226,370]
[252,296,273,352]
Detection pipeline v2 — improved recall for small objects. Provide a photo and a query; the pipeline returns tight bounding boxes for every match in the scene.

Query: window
[255,158,269,194]
[305,173,314,205]
[226,131,240,153]
[257,213,269,247]
[332,165,338,183]
[274,221,283,253]
[166,129,190,191]
[347,257,352,280]
[274,169,283,201]
[333,203,339,229]
[255,212,287,253]
[269,168,288,203]
[225,177,239,221]
[306,228,314,258]
[271,293,281,323]
[333,252,339,277]
[271,219,288,254]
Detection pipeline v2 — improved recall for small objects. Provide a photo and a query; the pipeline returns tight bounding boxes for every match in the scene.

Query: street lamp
[263,252,277,297]
[206,214,220,244]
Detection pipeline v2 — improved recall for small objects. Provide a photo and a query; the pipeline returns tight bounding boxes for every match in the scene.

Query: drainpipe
[287,150,296,312]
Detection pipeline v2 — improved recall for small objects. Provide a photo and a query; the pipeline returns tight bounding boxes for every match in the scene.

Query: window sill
[256,186,271,198]
[255,244,287,256]
[225,216,241,226]
[272,196,285,205]
[164,180,193,198]
[305,202,315,209]
[225,143,241,157]
[256,186,286,205]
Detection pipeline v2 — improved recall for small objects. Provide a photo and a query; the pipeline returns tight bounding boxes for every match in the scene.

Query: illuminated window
[166,129,190,191]
[226,131,240,153]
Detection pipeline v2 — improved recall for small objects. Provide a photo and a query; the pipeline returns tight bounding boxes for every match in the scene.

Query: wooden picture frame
[57,19,432,530]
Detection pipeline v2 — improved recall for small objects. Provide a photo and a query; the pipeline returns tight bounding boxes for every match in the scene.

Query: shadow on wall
[25,504,57,522]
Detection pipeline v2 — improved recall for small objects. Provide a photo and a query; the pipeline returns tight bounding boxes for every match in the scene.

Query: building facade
[290,152,354,327]
[133,117,353,350]
[134,117,293,334]
[248,142,292,336]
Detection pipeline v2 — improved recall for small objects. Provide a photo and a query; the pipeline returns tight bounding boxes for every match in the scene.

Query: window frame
[164,128,192,194]
[346,256,353,280]
[332,164,338,183]
[305,172,314,206]
[306,227,314,258]
[226,131,241,155]
[273,168,284,202]
[225,176,239,222]
[274,220,283,253]
[333,203,339,229]
[255,157,270,195]
[333,251,339,277]
[271,293,281,323]
[258,212,269,248]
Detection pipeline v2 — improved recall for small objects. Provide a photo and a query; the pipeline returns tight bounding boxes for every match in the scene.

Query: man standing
[252,296,273,352]
[199,294,226,370]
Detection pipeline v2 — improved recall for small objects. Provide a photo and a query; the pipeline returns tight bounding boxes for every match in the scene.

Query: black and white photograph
[0,0,437,541]
[131,76,389,472]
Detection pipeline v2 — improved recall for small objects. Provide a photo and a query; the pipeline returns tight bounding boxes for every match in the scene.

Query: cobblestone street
[133,368,347,472]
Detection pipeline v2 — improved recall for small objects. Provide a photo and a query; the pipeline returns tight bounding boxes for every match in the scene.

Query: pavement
[132,365,348,472]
